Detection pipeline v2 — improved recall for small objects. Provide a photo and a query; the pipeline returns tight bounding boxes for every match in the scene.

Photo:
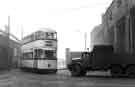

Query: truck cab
[68,52,91,76]
[67,45,113,77]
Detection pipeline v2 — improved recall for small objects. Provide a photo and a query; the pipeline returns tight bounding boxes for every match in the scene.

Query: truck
[67,0,135,77]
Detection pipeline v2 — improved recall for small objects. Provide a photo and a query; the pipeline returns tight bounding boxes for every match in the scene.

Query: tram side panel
[21,60,34,69]
[37,60,57,70]
[21,41,57,72]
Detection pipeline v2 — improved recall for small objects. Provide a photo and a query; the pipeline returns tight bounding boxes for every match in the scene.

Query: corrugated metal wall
[102,0,135,54]
[130,6,135,54]
[115,17,126,53]
[113,6,135,54]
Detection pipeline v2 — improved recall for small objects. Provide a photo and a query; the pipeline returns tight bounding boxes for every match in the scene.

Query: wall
[0,35,21,70]
[91,24,113,48]
[102,0,135,54]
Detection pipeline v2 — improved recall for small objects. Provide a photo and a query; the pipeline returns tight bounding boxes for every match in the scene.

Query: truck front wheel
[80,71,87,76]
[126,65,135,78]
[110,65,123,77]
[71,64,86,77]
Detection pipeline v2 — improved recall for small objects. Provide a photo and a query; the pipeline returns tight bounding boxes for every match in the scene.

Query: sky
[0,0,112,59]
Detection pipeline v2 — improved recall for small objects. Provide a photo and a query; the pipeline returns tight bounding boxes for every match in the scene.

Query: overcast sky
[0,0,112,59]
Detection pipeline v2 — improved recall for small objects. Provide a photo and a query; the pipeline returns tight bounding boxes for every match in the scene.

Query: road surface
[0,69,135,87]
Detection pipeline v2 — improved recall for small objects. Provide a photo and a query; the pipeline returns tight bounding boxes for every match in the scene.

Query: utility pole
[7,16,10,70]
[75,30,87,51]
[85,32,87,51]
[21,25,23,40]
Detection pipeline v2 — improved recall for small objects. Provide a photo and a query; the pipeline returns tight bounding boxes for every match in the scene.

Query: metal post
[7,16,10,70]
[21,25,23,40]
[85,32,87,51]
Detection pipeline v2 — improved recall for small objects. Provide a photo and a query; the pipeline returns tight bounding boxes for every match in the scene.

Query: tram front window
[34,49,44,58]
[46,32,57,40]
[44,50,56,58]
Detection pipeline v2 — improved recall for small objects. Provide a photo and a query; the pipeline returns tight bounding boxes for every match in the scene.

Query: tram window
[53,51,56,57]
[34,31,45,40]
[34,49,44,58]
[46,33,52,39]
[46,33,57,39]
[54,33,57,39]
[23,34,34,44]
[31,34,34,41]
[44,50,56,58]
[45,51,53,58]
[35,32,38,40]
[34,49,40,58]
[39,32,45,40]
[39,49,44,58]
[23,52,33,59]
[37,31,42,40]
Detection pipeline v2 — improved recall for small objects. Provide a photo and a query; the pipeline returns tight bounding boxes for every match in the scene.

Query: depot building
[0,30,21,70]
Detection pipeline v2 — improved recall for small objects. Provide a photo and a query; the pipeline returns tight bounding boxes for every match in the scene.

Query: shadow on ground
[85,74,135,80]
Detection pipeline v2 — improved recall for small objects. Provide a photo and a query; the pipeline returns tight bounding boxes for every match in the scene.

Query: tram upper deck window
[35,31,45,40]
[23,34,34,44]
[46,32,57,40]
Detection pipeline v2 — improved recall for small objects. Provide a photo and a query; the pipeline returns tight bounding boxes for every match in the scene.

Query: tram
[21,28,57,73]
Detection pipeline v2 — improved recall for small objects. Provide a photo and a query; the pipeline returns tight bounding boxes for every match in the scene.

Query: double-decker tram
[21,28,57,73]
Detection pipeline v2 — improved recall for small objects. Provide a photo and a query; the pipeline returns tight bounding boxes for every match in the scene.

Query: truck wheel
[110,65,123,77]
[126,65,135,78]
[81,71,87,76]
[71,64,82,77]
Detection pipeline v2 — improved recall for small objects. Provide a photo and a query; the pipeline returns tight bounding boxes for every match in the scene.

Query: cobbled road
[0,69,135,87]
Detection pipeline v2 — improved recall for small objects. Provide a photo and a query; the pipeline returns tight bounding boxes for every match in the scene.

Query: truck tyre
[71,64,82,77]
[110,65,123,77]
[81,71,87,76]
[126,65,135,78]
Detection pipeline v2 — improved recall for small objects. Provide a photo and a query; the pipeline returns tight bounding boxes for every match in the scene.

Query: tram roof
[38,28,56,33]
[22,28,56,40]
